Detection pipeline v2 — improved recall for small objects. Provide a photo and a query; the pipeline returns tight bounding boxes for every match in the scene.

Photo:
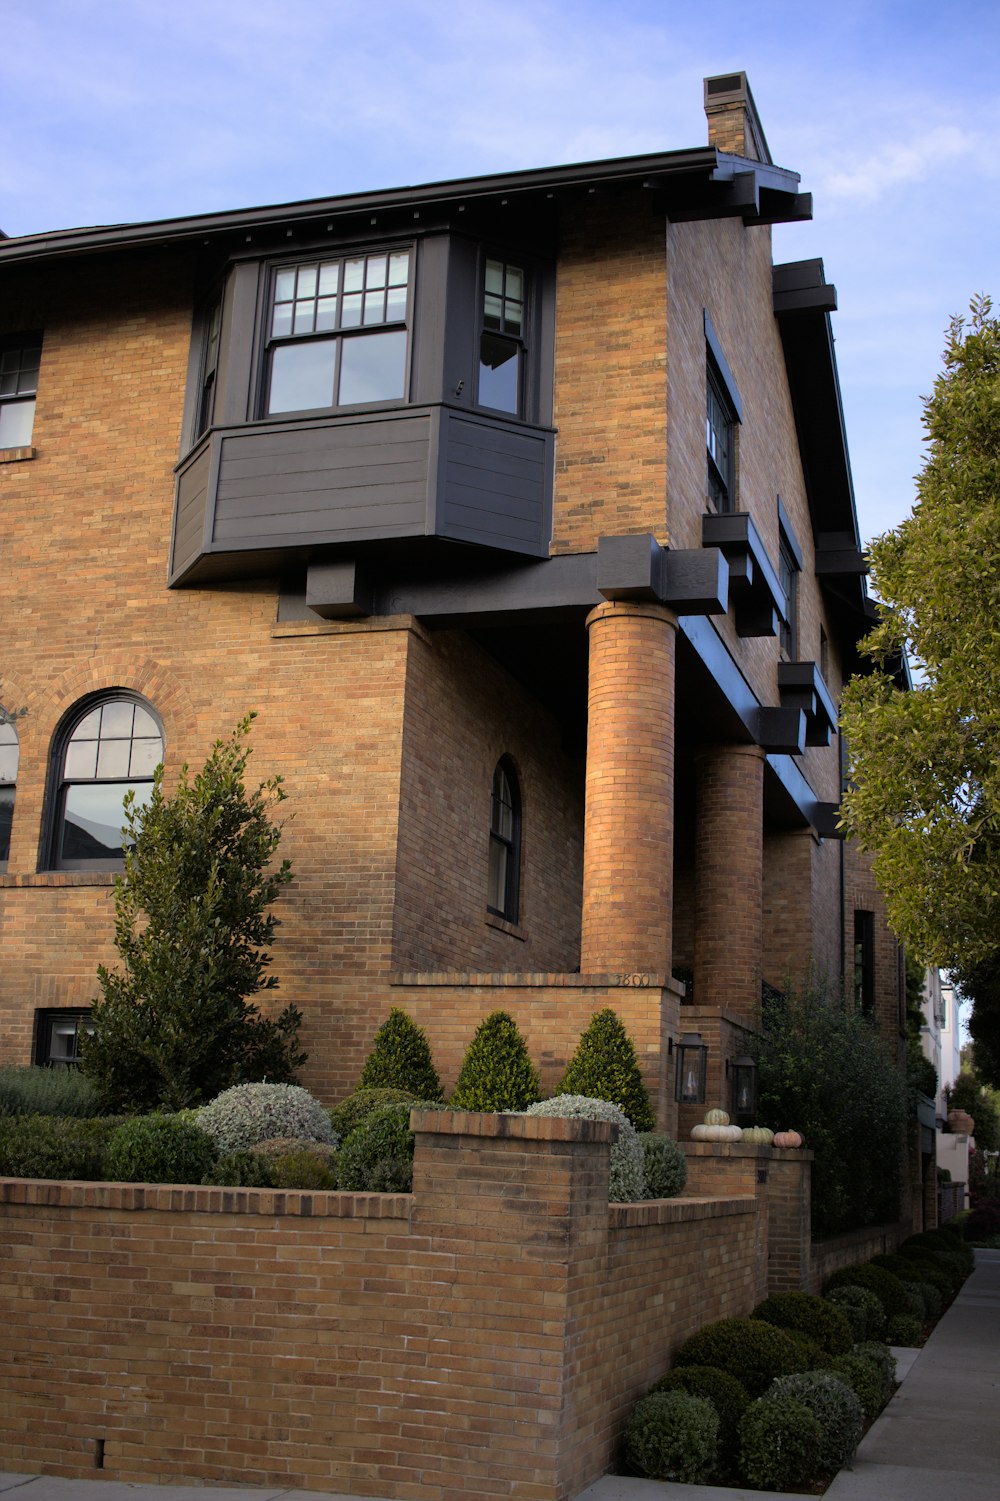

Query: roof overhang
[0,147,808,269]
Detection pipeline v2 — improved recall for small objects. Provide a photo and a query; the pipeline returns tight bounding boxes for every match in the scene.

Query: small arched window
[0,714,19,870]
[488,757,521,923]
[50,695,163,870]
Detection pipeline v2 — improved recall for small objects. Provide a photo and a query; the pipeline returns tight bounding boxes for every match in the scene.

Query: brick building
[0,73,904,1125]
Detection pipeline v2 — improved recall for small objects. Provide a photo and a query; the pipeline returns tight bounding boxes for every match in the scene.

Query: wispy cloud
[822,124,980,204]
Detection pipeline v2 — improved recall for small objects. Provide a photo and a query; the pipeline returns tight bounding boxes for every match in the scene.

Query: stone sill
[0,445,35,463]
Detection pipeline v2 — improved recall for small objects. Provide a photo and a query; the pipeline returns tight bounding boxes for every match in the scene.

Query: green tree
[556,1008,655,1130]
[840,297,1000,972]
[450,1011,540,1111]
[82,715,302,1112]
[357,1008,443,1100]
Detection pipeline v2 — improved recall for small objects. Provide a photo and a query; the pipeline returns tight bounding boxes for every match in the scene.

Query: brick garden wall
[0,1111,758,1501]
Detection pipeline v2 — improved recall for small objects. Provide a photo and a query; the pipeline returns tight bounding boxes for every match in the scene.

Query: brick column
[694,743,765,1021]
[580,601,678,976]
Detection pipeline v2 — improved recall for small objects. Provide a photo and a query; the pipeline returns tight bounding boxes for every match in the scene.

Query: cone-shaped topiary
[451,1011,540,1111]
[357,1009,443,1100]
[556,1008,655,1130]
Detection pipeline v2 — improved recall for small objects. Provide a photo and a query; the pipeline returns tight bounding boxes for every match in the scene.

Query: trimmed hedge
[673,1317,816,1398]
[824,1262,913,1319]
[650,1365,749,1470]
[824,1284,886,1342]
[0,1114,127,1180]
[739,1398,823,1491]
[624,1391,719,1484]
[639,1133,687,1199]
[104,1114,217,1184]
[760,1371,862,1474]
[329,1087,423,1141]
[886,1313,923,1346]
[751,1291,853,1356]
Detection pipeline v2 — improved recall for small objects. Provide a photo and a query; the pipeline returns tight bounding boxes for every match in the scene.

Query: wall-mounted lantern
[727,1053,758,1121]
[673,1031,708,1104]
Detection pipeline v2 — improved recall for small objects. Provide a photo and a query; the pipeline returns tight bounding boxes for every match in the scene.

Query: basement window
[34,1009,94,1066]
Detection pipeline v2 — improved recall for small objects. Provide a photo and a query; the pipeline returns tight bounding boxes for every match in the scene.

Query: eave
[0,147,807,269]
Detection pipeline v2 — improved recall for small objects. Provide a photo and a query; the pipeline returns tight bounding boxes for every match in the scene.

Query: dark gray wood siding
[170,404,553,583]
[171,440,211,580]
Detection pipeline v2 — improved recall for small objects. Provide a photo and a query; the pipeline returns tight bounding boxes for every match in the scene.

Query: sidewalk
[2,1250,997,1501]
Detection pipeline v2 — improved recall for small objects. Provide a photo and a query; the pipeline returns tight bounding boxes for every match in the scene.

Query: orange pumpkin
[773,1129,803,1148]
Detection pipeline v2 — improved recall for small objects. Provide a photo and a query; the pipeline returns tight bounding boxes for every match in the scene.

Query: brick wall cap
[411,1108,616,1144]
[0,1177,411,1218]
[610,1193,755,1228]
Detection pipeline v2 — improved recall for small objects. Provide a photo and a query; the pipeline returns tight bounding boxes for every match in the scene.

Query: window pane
[488,838,508,914]
[96,738,132,779]
[296,265,318,298]
[483,294,503,331]
[274,269,297,302]
[268,340,337,413]
[318,263,340,295]
[0,785,13,863]
[131,705,159,738]
[505,266,524,303]
[365,255,387,289]
[0,743,17,781]
[388,252,410,285]
[339,331,406,405]
[271,303,294,338]
[315,297,338,331]
[100,701,135,737]
[293,299,316,335]
[363,291,385,326]
[485,261,504,296]
[0,371,16,395]
[130,737,163,776]
[343,259,365,292]
[0,399,35,447]
[385,287,407,323]
[74,707,102,739]
[64,739,98,779]
[49,1021,82,1063]
[341,292,363,328]
[60,782,151,861]
[479,333,519,413]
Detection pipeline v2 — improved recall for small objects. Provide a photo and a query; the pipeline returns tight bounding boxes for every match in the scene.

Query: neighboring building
[0,74,907,1132]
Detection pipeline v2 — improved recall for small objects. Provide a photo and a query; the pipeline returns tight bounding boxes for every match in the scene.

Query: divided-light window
[706,364,736,511]
[0,334,42,448]
[478,259,525,415]
[51,696,164,870]
[265,250,411,416]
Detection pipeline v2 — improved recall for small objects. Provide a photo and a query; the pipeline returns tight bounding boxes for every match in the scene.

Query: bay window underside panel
[171,404,554,584]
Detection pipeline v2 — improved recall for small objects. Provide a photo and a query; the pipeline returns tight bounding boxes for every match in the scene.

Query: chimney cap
[704,71,772,166]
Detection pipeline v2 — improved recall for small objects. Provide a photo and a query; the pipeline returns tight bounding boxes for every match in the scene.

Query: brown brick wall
[0,1111,759,1501]
[551,195,667,554]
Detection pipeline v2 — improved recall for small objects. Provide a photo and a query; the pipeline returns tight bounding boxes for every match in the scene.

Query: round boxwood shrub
[329,1087,423,1141]
[104,1114,217,1184]
[253,1138,338,1189]
[901,1230,974,1278]
[913,1279,942,1320]
[202,1149,275,1187]
[824,1353,887,1422]
[739,1397,824,1491]
[761,1371,863,1473]
[751,1290,853,1356]
[197,1083,336,1155]
[357,1009,443,1100]
[650,1366,749,1470]
[825,1262,912,1320]
[825,1284,887,1341]
[337,1102,437,1192]
[852,1340,897,1399]
[624,1390,719,1484]
[673,1317,816,1398]
[556,1009,655,1131]
[898,1282,927,1321]
[639,1133,687,1199]
[525,1095,644,1201]
[872,1252,955,1298]
[886,1313,922,1346]
[451,1011,540,1111]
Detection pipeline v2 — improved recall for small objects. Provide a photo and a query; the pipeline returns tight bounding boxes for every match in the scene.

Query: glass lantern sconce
[727,1053,758,1120]
[672,1031,708,1104]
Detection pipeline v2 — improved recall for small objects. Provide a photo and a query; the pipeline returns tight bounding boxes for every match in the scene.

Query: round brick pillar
[580,600,678,976]
[694,743,765,1021]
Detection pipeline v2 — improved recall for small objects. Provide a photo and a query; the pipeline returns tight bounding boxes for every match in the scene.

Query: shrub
[81,717,302,1113]
[754,981,906,1235]
[871,1251,955,1297]
[761,1371,863,1473]
[738,1398,824,1491]
[202,1150,275,1187]
[852,1341,897,1396]
[197,1082,335,1155]
[965,1198,1000,1241]
[650,1366,749,1470]
[886,1313,922,1346]
[253,1138,338,1189]
[638,1134,687,1199]
[825,1262,913,1319]
[338,1103,417,1192]
[913,1280,942,1320]
[824,1353,887,1422]
[898,1282,927,1321]
[624,1391,719,1484]
[0,1065,99,1118]
[330,1086,423,1140]
[525,1095,644,1201]
[824,1285,886,1342]
[902,1229,974,1277]
[751,1291,853,1356]
[556,1009,655,1130]
[451,1011,540,1111]
[357,1009,443,1100]
[104,1114,217,1184]
[673,1317,815,1398]
[0,1114,124,1180]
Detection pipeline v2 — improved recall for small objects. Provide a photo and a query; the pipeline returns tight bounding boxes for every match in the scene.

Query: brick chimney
[704,72,772,164]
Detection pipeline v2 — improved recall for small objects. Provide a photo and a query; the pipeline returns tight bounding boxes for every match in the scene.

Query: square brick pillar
[694,744,765,1022]
[580,601,678,977]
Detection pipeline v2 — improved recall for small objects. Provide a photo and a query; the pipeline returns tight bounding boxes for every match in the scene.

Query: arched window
[0,714,19,870]
[488,757,521,923]
[50,695,163,870]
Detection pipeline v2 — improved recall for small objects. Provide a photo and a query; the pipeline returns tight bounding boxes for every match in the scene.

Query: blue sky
[4,0,999,545]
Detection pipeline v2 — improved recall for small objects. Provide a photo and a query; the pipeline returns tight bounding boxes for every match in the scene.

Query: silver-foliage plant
[525,1094,645,1201]
[197,1082,336,1155]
